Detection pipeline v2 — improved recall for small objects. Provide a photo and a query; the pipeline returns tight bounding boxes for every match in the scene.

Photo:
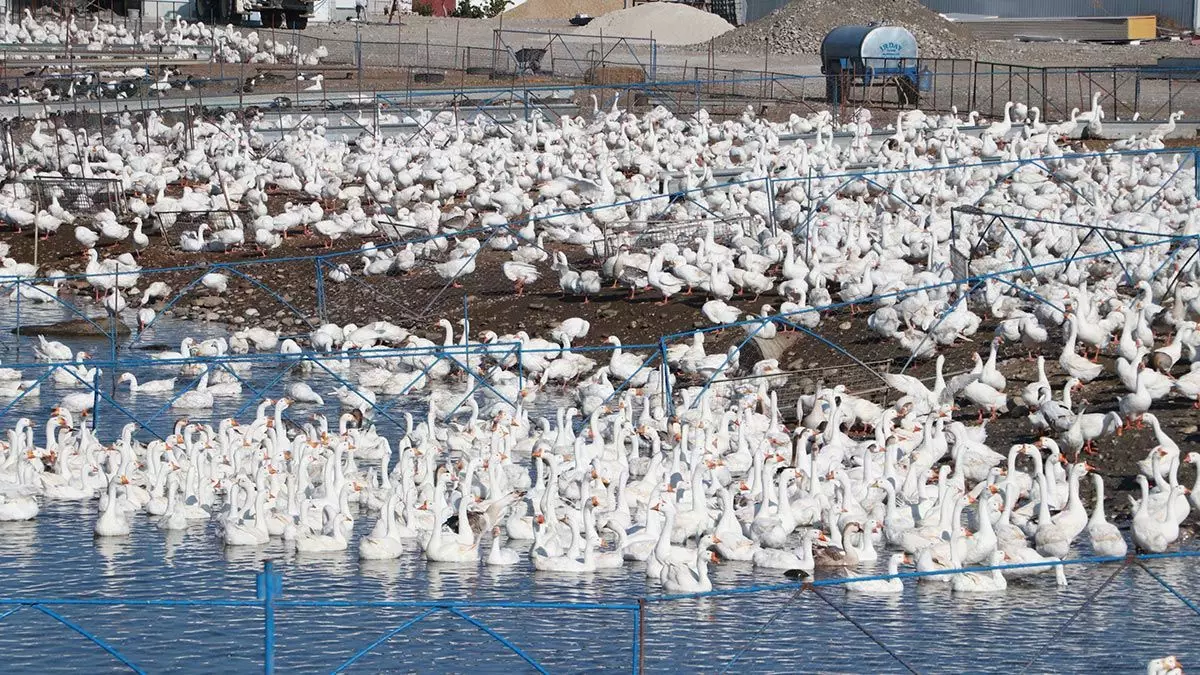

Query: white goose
[1086,473,1126,557]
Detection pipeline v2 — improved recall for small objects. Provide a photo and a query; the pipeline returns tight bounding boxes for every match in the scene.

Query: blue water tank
[821,24,919,103]
[820,24,919,74]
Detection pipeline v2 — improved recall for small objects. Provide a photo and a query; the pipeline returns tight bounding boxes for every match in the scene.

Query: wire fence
[6,31,1200,124]
[0,553,1195,673]
[1,145,1197,447]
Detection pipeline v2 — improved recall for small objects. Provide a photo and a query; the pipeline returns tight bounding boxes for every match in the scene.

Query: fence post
[109,279,118,391]
[1193,149,1199,202]
[516,342,524,395]
[315,259,327,323]
[635,598,646,674]
[1169,72,1175,117]
[650,39,657,82]
[1134,73,1142,117]
[658,338,674,420]
[258,561,281,674]
[12,276,19,360]
[764,176,777,236]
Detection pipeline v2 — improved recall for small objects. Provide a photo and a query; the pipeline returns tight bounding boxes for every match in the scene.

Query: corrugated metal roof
[921,0,1194,29]
[953,16,1140,41]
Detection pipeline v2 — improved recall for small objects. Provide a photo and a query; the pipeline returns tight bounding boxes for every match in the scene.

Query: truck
[213,0,312,30]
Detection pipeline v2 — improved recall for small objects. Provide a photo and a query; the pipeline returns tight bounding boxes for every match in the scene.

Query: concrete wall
[140,0,195,19]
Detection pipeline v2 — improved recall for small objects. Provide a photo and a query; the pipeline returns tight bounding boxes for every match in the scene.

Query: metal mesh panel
[595,216,753,260]
[14,176,123,220]
[154,208,250,239]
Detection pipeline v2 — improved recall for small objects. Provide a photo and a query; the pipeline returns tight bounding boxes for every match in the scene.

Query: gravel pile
[583,3,734,45]
[710,0,975,58]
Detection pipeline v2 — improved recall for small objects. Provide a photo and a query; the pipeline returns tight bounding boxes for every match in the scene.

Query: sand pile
[711,0,974,58]
[582,3,734,45]
[503,0,624,20]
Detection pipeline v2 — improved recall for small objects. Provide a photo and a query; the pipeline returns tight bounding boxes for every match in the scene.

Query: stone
[839,321,852,331]
[245,308,259,317]
[12,317,130,337]
[194,296,224,308]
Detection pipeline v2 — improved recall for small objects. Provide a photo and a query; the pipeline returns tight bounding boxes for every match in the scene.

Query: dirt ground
[7,184,1199,533]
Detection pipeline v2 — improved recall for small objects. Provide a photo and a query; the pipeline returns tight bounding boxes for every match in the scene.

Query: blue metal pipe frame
[0,554,1193,672]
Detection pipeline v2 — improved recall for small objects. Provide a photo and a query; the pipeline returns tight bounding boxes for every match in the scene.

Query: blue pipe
[32,604,147,674]
[448,607,550,674]
[331,607,439,673]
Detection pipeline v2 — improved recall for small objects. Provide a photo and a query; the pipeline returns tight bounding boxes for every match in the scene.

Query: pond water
[1,299,1197,673]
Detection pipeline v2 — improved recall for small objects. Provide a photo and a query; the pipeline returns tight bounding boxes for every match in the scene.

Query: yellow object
[1127,15,1157,40]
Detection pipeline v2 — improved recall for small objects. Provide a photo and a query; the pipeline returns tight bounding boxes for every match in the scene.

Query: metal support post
[258,561,282,674]
[1194,149,1200,201]
[635,598,646,674]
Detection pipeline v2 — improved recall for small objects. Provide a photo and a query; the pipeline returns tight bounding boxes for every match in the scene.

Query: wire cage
[594,216,753,260]
[13,175,124,221]
[153,208,250,241]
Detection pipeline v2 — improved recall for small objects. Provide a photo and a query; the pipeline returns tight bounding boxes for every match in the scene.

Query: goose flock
[0,11,331,105]
[2,305,1199,593]
[0,11,327,70]
[0,87,1197,634]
